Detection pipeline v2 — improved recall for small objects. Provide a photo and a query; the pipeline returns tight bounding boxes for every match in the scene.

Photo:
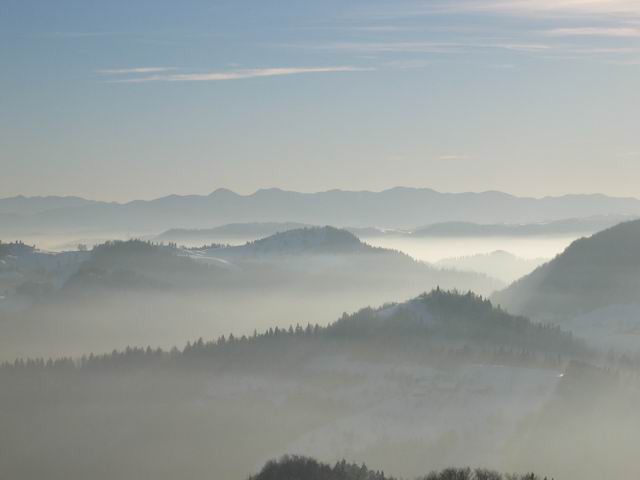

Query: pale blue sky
[2,0,640,200]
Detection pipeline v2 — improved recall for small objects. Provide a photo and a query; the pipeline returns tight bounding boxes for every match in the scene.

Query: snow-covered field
[204,356,562,476]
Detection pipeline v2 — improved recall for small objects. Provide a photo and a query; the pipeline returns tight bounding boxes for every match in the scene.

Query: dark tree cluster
[0,290,590,374]
[248,456,549,480]
[0,240,35,258]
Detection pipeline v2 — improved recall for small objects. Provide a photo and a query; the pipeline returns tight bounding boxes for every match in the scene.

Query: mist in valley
[3,219,640,480]
[4,0,640,478]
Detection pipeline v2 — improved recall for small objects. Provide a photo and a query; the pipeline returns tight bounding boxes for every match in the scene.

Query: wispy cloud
[98,67,177,75]
[429,0,640,18]
[356,1,640,21]
[617,150,640,158]
[343,1,640,66]
[612,57,640,65]
[439,154,473,161]
[544,27,640,37]
[34,31,127,39]
[302,41,551,54]
[107,66,369,83]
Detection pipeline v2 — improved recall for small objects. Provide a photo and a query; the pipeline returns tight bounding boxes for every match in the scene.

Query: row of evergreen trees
[248,456,549,480]
[0,328,582,374]
[0,290,604,373]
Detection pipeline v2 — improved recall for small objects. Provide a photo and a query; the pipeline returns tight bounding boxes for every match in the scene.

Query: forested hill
[248,456,546,480]
[0,241,36,258]
[328,289,581,355]
[210,226,378,256]
[64,239,223,291]
[1,290,585,372]
[492,220,640,320]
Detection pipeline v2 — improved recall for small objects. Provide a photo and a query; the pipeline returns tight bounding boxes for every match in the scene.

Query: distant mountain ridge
[152,216,628,248]
[0,195,101,216]
[412,215,637,237]
[2,187,640,232]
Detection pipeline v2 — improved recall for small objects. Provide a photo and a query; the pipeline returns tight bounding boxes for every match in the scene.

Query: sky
[2,0,640,201]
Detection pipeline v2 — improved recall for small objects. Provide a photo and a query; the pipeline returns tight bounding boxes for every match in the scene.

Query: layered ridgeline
[492,220,640,321]
[411,215,635,238]
[154,222,311,245]
[2,228,502,299]
[0,195,99,216]
[2,187,640,232]
[0,231,501,361]
[0,290,586,480]
[152,215,634,248]
[197,226,503,294]
[154,223,396,248]
[0,240,223,301]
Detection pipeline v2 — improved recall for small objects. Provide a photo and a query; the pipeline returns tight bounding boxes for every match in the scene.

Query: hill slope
[0,290,586,480]
[213,226,374,257]
[154,222,310,244]
[199,227,504,295]
[492,220,640,320]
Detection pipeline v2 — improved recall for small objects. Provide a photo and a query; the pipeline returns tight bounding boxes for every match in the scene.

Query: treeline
[1,290,593,374]
[330,290,585,355]
[248,456,549,480]
[0,240,35,258]
[64,239,223,291]
[238,226,418,260]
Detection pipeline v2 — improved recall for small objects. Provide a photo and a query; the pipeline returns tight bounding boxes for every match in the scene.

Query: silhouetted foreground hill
[0,240,36,258]
[492,220,640,320]
[249,456,546,480]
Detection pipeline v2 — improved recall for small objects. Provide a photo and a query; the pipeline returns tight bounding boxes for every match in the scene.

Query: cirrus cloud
[97,67,177,75]
[105,66,370,83]
[544,26,640,37]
